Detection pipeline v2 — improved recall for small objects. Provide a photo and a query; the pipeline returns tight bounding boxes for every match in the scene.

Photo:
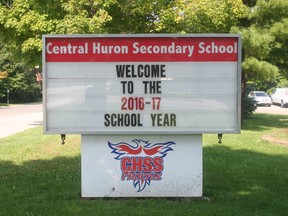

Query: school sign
[43,34,241,197]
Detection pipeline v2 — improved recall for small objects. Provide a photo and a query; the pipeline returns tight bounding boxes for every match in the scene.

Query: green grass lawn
[0,113,287,216]
[0,103,9,107]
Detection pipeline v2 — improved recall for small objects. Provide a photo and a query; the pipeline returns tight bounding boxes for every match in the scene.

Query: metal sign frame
[42,34,241,135]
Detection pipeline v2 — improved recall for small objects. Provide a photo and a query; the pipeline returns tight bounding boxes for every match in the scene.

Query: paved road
[0,103,42,138]
[255,104,288,115]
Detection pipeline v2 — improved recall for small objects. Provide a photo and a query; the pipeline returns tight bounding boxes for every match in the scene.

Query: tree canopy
[233,0,288,88]
[155,0,246,33]
[0,0,115,65]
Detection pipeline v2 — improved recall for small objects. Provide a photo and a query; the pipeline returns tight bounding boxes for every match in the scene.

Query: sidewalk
[0,103,43,138]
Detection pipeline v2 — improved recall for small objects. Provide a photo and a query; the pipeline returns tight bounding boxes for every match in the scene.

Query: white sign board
[81,134,202,197]
[43,34,241,134]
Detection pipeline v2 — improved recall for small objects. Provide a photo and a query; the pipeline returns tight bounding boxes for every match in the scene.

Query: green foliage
[155,0,246,33]
[240,26,273,60]
[231,0,288,121]
[233,0,288,87]
[270,18,288,79]
[244,95,256,118]
[0,58,41,103]
[277,78,288,88]
[231,25,279,87]
[252,0,288,27]
[243,84,257,118]
[250,80,278,94]
[242,57,279,81]
[105,0,168,33]
[0,0,114,65]
[242,0,257,7]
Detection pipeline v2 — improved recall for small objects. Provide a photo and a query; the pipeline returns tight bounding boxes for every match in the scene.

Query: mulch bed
[261,129,288,147]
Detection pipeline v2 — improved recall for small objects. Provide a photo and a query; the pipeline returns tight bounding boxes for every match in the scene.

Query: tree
[233,0,288,88]
[155,0,246,33]
[270,18,288,80]
[0,38,41,103]
[0,0,114,66]
[229,0,288,119]
[104,0,170,33]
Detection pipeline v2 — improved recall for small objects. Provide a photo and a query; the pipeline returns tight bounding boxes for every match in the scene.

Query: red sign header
[45,36,239,62]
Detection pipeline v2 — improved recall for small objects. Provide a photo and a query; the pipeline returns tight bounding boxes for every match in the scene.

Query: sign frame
[42,34,242,135]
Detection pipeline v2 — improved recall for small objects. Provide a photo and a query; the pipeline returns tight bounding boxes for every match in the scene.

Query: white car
[271,88,288,108]
[248,91,272,107]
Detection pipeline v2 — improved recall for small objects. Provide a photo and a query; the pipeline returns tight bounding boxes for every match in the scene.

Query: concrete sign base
[81,134,202,197]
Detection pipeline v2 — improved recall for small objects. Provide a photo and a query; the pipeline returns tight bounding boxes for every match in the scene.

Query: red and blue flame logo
[108,139,175,192]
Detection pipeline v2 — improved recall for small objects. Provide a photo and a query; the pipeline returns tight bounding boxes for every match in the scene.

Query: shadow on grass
[242,113,288,132]
[0,145,288,215]
[0,156,82,216]
[203,144,288,216]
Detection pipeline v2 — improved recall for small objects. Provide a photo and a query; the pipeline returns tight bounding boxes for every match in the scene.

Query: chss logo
[108,139,175,192]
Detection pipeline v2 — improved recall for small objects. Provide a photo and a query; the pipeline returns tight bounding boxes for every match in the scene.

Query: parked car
[271,88,288,108]
[248,91,272,107]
